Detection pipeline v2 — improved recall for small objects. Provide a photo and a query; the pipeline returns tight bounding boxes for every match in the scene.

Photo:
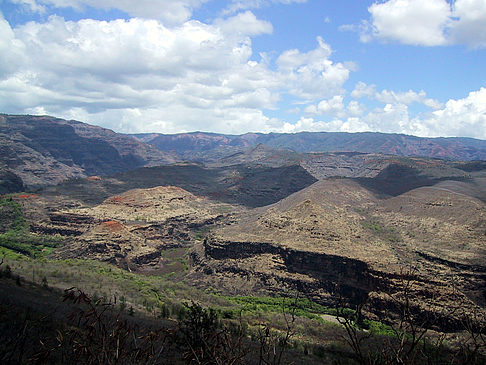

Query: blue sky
[0,0,485,138]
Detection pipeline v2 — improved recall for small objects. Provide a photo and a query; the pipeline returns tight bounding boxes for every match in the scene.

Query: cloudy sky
[0,0,485,138]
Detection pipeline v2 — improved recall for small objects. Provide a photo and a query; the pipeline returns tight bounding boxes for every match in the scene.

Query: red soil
[15,194,39,199]
[101,220,125,232]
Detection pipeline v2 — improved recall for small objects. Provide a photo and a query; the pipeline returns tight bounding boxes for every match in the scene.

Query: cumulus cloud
[282,116,371,133]
[2,2,484,138]
[351,82,442,109]
[346,101,366,117]
[416,87,486,138]
[276,36,350,100]
[0,16,26,78]
[305,95,343,115]
[293,82,485,138]
[214,11,273,36]
[344,88,486,139]
[0,13,354,134]
[368,0,451,46]
[450,0,486,48]
[375,89,442,110]
[350,81,376,99]
[342,0,486,48]
[10,0,47,13]
[12,0,311,24]
[281,89,486,139]
[304,96,367,120]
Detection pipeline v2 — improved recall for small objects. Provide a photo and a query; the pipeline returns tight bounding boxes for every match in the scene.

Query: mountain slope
[0,114,177,189]
[193,177,486,326]
[43,162,318,208]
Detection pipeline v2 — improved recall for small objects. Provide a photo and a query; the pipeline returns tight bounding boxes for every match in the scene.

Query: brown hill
[192,178,486,328]
[52,185,238,271]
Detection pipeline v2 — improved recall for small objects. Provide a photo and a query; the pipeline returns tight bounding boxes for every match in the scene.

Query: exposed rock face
[0,166,24,194]
[201,238,376,304]
[54,220,161,268]
[31,212,97,237]
[188,178,486,330]
[52,185,237,271]
[0,114,176,188]
[42,163,318,208]
[74,185,234,224]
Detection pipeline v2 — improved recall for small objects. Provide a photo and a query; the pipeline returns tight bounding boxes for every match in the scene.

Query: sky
[0,0,485,139]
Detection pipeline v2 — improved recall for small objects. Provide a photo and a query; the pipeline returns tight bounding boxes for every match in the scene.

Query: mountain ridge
[132,130,486,161]
[0,114,177,190]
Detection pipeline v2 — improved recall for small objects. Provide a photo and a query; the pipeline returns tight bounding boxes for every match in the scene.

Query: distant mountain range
[1,113,486,193]
[132,130,486,161]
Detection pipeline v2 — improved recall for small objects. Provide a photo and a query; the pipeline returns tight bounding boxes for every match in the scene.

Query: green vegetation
[0,195,28,232]
[361,219,386,233]
[0,193,483,364]
[2,252,485,364]
[3,256,219,315]
[361,218,401,243]
[221,295,354,321]
[0,196,63,258]
[195,226,210,241]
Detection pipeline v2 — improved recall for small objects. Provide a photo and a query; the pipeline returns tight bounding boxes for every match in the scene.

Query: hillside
[194,176,486,326]
[42,162,318,208]
[0,114,176,189]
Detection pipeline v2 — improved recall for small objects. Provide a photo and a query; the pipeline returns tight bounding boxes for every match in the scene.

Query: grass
[3,255,226,316]
[361,218,401,243]
[215,295,357,324]
[0,194,407,361]
[0,196,63,258]
[195,226,211,241]
[2,252,456,364]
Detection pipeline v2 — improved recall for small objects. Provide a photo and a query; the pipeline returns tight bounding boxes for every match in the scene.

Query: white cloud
[350,82,442,109]
[450,0,486,48]
[304,95,344,115]
[214,11,273,36]
[0,14,353,134]
[2,3,483,139]
[223,0,307,15]
[14,0,309,23]
[281,87,486,139]
[10,0,47,13]
[316,95,345,114]
[276,36,350,100]
[341,88,486,139]
[346,100,366,117]
[304,96,367,119]
[375,89,442,109]
[416,87,486,138]
[0,16,26,78]
[368,0,451,46]
[343,0,486,48]
[364,103,412,133]
[282,116,371,133]
[351,81,376,99]
[10,0,210,24]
